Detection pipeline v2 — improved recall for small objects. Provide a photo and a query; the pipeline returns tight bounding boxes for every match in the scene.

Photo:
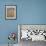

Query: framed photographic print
[5,5,16,20]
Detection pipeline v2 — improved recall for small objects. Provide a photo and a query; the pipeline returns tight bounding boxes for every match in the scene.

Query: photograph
[5,5,16,20]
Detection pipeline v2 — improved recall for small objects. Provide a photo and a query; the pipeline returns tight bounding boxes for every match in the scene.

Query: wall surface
[0,0,46,44]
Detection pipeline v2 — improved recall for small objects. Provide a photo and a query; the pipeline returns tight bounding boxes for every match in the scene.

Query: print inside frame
[5,5,16,20]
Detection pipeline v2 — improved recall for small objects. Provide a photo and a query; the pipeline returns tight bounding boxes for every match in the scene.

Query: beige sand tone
[7,8,15,17]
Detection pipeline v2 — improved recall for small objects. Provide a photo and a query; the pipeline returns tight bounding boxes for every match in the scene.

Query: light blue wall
[0,0,46,44]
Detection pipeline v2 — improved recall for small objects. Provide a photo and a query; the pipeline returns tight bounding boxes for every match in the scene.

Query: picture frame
[5,5,16,20]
